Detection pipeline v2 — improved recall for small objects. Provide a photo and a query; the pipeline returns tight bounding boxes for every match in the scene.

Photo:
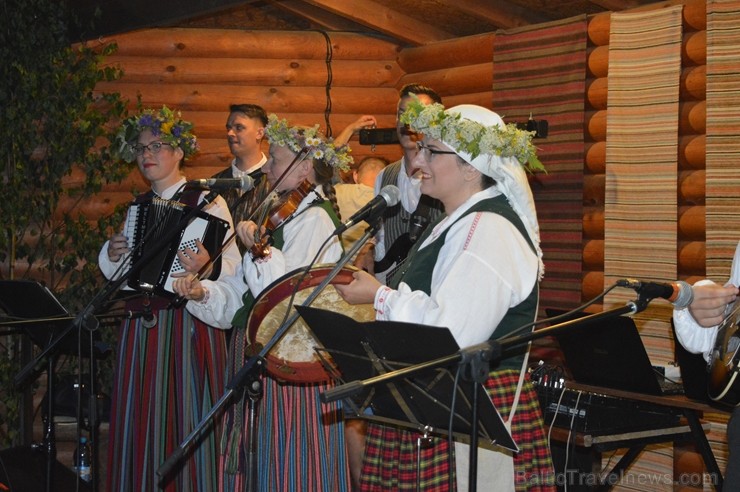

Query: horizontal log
[398,32,495,73]
[446,91,493,108]
[679,100,706,135]
[682,30,706,66]
[678,240,706,274]
[678,169,705,205]
[585,110,606,142]
[398,63,493,97]
[587,46,609,78]
[587,13,611,47]
[582,270,605,301]
[583,207,604,239]
[585,77,607,110]
[107,28,401,60]
[679,205,705,241]
[109,56,403,88]
[680,64,706,101]
[174,111,397,140]
[583,174,604,207]
[585,141,606,174]
[682,0,707,31]
[56,192,133,220]
[97,83,399,114]
[678,134,705,170]
[583,239,604,269]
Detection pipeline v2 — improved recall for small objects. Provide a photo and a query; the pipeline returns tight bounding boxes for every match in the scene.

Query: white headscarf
[441,104,544,278]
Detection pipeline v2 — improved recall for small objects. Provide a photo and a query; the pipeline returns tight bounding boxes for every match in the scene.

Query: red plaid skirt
[360,370,556,491]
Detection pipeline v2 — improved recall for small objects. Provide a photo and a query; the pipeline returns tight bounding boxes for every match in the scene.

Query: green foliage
[0,0,132,447]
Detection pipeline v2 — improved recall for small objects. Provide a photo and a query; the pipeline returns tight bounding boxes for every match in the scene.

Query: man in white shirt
[211,104,270,227]
[673,241,740,490]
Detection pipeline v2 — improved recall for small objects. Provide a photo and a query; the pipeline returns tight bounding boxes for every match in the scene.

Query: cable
[563,390,582,492]
[314,30,334,137]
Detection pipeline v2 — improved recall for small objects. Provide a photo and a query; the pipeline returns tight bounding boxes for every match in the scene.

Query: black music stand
[0,280,109,492]
[295,304,516,452]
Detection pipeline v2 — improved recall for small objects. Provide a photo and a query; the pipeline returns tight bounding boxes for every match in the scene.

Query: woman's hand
[236,220,261,250]
[172,274,206,302]
[335,270,382,305]
[107,233,130,262]
[173,240,210,274]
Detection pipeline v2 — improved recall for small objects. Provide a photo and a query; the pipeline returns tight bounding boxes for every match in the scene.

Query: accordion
[123,196,230,297]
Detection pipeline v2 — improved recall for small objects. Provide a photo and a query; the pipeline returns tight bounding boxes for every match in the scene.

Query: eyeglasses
[132,141,173,156]
[416,141,457,161]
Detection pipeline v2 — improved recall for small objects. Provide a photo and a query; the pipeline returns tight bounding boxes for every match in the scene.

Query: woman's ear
[174,146,185,165]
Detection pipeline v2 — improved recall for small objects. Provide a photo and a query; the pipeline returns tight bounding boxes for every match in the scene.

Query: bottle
[73,436,92,482]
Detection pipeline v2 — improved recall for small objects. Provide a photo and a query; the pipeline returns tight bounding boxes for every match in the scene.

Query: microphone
[617,278,694,309]
[335,185,401,235]
[186,175,254,191]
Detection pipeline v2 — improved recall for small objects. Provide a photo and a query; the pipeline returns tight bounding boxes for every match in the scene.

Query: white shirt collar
[231,153,267,177]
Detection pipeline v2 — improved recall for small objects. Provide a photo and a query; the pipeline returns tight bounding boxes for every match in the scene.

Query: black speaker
[0,446,90,492]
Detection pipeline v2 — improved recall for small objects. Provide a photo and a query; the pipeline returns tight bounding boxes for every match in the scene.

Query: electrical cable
[314,30,334,137]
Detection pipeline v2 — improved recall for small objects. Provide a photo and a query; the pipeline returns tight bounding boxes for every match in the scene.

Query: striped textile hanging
[493,16,588,314]
[706,0,740,280]
[603,5,683,347]
[603,7,683,492]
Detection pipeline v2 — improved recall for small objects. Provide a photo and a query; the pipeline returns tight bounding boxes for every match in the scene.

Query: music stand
[295,304,516,452]
[0,280,108,492]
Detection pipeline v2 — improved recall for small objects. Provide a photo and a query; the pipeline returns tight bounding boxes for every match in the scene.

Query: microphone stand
[157,219,381,489]
[322,298,646,492]
[13,191,219,492]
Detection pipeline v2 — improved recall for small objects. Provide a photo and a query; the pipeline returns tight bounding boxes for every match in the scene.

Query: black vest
[392,194,539,370]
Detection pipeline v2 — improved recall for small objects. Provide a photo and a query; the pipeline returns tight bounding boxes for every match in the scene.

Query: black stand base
[0,445,90,492]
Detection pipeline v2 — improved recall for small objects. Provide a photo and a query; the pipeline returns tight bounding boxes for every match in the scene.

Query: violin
[251,179,315,259]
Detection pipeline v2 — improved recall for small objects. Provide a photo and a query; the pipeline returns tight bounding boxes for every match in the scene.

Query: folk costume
[99,177,240,492]
[183,115,353,492]
[355,102,555,491]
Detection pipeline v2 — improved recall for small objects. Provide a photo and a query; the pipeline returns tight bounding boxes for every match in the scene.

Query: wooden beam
[440,0,551,29]
[588,0,643,11]
[298,0,454,45]
[268,0,367,32]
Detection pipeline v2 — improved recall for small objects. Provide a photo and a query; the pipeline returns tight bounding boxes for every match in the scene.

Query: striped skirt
[219,377,351,491]
[360,370,556,491]
[106,308,228,492]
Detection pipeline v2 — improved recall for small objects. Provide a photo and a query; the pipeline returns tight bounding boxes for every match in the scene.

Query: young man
[355,84,445,283]
[211,104,271,235]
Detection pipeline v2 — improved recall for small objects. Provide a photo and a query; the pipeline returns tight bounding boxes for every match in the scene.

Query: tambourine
[246,265,375,383]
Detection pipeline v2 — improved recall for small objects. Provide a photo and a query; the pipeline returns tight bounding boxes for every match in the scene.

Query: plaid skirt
[360,370,556,491]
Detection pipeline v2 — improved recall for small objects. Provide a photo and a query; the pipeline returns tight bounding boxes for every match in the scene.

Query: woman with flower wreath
[173,115,352,491]
[99,106,241,491]
[336,100,556,491]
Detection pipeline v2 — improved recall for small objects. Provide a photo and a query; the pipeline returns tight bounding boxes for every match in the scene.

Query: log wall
[94,28,404,210]
[582,0,707,304]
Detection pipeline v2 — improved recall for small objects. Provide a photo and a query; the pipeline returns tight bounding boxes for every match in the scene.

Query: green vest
[391,194,539,370]
[230,198,341,329]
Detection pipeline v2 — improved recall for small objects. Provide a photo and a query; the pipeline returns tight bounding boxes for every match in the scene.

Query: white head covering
[441,104,544,278]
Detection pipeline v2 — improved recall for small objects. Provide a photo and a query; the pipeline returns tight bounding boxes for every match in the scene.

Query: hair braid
[312,158,342,220]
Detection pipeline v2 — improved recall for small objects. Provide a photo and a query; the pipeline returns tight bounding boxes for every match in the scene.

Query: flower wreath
[399,97,545,172]
[114,106,199,163]
[264,114,353,172]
